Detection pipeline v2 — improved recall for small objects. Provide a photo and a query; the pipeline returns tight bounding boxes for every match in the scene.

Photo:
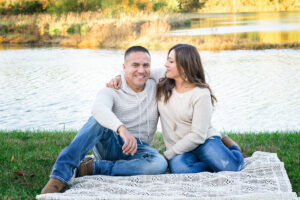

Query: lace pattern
[37,152,299,200]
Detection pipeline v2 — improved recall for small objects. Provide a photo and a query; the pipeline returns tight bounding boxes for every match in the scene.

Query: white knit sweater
[91,73,159,145]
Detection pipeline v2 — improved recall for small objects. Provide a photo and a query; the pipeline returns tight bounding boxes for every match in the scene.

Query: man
[41,46,168,194]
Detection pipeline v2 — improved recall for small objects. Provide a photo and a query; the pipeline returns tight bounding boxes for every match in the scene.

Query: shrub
[177,0,205,12]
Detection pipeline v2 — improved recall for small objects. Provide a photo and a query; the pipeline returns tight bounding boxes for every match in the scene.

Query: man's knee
[142,153,167,174]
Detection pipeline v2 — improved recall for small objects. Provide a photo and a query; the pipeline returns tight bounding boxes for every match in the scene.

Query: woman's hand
[106,75,122,89]
[163,154,169,163]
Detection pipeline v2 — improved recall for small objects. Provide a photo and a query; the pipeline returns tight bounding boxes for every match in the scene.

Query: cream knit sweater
[91,73,159,145]
[151,68,221,160]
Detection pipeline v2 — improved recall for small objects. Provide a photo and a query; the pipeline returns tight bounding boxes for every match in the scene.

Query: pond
[0,47,299,132]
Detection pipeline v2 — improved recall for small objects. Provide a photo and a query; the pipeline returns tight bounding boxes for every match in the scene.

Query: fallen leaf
[11,155,14,162]
[15,170,27,176]
[14,170,35,177]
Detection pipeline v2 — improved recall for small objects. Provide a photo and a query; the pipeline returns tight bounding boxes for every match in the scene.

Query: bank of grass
[1,12,300,50]
[0,130,299,199]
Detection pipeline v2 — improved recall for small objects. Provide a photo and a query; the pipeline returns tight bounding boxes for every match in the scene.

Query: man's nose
[137,66,145,73]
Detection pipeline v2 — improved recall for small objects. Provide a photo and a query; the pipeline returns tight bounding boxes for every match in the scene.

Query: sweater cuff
[164,149,177,160]
[112,122,124,134]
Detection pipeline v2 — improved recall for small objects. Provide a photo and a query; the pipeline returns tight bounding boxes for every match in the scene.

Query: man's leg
[42,116,112,193]
[92,140,168,176]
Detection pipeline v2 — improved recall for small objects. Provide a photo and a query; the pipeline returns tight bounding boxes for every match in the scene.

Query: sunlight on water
[168,12,300,44]
[0,48,299,132]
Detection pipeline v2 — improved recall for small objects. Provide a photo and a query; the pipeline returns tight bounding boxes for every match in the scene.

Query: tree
[177,0,205,12]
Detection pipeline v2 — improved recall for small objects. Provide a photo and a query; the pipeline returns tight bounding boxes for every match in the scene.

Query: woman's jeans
[50,117,167,184]
[169,136,244,173]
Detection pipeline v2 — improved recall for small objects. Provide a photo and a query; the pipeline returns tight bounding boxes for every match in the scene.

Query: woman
[154,44,244,173]
[108,44,244,173]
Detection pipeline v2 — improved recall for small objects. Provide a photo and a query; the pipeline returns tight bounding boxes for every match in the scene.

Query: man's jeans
[169,136,244,173]
[50,117,167,184]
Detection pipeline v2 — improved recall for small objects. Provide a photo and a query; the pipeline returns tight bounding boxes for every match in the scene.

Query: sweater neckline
[173,87,197,97]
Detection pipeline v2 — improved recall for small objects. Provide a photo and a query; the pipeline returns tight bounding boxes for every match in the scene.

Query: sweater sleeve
[91,88,124,133]
[150,67,166,83]
[164,92,212,160]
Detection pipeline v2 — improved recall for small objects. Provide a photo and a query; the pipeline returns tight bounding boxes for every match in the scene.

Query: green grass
[0,130,299,199]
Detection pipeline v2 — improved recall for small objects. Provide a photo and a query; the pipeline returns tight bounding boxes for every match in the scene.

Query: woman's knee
[169,153,198,174]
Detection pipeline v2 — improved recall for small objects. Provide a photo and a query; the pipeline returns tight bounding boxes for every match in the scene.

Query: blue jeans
[50,117,167,184]
[169,136,244,173]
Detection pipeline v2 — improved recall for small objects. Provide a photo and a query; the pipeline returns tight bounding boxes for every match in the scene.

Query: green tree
[177,0,205,12]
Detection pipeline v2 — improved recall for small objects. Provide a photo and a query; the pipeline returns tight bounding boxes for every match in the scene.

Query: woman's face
[165,49,182,80]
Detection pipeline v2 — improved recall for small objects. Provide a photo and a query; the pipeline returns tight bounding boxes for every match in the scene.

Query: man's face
[123,51,151,92]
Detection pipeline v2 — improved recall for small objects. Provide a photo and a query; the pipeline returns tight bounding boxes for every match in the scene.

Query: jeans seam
[50,175,69,185]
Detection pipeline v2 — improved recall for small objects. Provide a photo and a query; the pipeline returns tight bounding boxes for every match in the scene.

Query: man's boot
[77,157,94,177]
[41,178,67,194]
[221,135,242,152]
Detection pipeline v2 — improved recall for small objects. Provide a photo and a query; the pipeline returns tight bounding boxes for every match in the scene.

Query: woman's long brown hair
[156,44,217,105]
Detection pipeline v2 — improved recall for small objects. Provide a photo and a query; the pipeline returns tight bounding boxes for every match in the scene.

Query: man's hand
[106,75,122,89]
[117,125,137,156]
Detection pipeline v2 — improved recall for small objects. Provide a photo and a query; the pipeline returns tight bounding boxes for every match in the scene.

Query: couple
[41,44,244,194]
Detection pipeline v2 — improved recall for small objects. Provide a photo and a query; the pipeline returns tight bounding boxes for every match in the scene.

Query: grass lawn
[0,130,299,199]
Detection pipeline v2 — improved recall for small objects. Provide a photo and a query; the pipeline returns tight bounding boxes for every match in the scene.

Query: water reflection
[169,12,300,44]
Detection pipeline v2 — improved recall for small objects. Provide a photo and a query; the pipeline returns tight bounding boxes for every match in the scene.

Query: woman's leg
[192,136,244,172]
[169,152,212,173]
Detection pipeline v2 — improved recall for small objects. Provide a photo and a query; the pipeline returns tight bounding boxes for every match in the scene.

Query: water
[1,47,299,132]
[169,12,300,44]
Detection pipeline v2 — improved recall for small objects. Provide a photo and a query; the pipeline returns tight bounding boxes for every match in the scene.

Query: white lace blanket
[36,151,299,200]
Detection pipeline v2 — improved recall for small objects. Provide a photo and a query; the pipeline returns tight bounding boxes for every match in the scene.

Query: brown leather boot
[221,135,242,152]
[41,178,67,194]
[77,158,94,177]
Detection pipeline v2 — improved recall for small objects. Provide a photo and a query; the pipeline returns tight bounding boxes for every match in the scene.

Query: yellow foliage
[200,0,300,12]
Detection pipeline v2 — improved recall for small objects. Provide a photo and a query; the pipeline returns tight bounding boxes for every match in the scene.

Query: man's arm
[149,67,166,83]
[92,88,137,156]
[106,68,166,89]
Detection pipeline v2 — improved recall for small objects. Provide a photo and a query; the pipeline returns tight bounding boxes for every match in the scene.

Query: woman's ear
[179,67,187,81]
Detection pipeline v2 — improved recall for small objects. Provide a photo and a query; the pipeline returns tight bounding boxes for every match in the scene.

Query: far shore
[1,12,299,51]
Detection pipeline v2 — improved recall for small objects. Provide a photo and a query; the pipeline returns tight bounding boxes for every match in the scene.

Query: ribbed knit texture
[91,73,159,145]
[150,68,221,160]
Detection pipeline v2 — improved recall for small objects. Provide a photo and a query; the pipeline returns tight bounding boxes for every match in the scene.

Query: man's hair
[124,46,150,60]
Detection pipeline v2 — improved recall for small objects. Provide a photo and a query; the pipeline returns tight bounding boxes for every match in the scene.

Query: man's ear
[122,63,126,71]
